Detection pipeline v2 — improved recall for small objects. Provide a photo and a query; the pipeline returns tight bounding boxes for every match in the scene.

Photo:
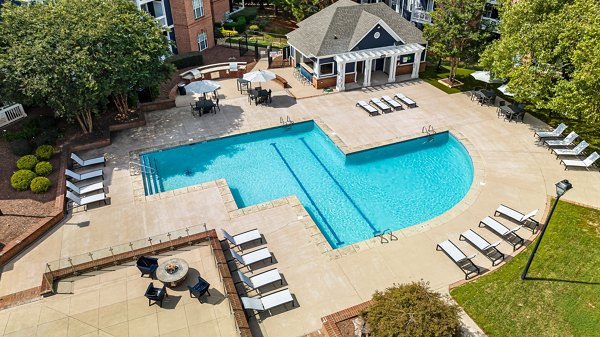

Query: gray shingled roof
[287,0,426,57]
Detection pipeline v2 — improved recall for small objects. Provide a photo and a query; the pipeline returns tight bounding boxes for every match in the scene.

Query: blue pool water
[141,122,474,248]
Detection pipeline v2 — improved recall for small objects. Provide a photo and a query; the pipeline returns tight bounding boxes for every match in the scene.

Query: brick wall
[170,0,216,53]
[210,0,229,23]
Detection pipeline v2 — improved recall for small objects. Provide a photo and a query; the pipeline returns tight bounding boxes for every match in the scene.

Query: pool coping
[127,117,484,258]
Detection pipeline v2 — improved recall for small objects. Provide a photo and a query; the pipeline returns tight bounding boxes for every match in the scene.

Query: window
[399,54,415,64]
[319,63,334,76]
[197,32,208,51]
[192,0,204,19]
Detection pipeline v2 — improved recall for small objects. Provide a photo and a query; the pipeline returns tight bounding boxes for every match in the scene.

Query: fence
[0,103,26,128]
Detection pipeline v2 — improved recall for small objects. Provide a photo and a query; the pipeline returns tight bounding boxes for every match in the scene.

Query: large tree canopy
[272,0,335,22]
[479,0,600,121]
[0,0,173,133]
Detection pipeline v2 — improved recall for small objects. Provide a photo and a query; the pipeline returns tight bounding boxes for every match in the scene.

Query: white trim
[197,31,208,51]
[334,43,425,63]
[319,62,335,76]
[348,19,404,51]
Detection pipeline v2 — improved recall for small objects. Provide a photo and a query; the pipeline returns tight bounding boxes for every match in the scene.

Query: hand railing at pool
[376,230,399,244]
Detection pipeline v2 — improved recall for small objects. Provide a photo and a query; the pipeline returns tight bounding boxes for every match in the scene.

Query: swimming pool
[140,121,474,248]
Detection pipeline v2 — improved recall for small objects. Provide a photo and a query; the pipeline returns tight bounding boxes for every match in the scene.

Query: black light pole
[521,179,572,280]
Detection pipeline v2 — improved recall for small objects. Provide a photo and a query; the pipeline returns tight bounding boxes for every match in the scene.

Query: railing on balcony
[411,9,432,24]
[0,103,27,128]
[481,17,500,33]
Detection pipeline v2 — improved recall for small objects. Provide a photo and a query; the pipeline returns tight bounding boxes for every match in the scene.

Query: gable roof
[287,0,425,57]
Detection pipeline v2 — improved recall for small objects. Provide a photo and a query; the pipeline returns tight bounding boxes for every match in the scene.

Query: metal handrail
[129,161,155,175]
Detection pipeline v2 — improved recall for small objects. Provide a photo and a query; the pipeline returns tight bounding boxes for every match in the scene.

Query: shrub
[30,176,51,193]
[9,139,33,156]
[363,281,461,337]
[35,161,53,176]
[37,115,57,129]
[10,169,36,191]
[221,28,239,37]
[166,51,204,69]
[248,24,259,31]
[34,129,59,146]
[16,155,39,170]
[230,7,257,21]
[35,144,54,160]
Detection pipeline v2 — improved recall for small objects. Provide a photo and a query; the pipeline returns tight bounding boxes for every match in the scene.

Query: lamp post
[521,179,572,280]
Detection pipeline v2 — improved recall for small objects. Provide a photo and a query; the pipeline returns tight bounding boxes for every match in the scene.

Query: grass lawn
[451,200,600,337]
[420,64,494,94]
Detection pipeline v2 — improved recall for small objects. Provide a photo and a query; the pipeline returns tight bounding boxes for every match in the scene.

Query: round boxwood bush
[10,169,36,191]
[35,161,53,176]
[248,24,259,31]
[30,176,51,193]
[363,281,461,337]
[35,144,54,160]
[16,155,39,170]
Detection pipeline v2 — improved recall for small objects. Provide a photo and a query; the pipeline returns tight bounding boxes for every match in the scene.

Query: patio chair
[382,96,403,110]
[356,100,379,116]
[71,153,105,168]
[435,240,480,279]
[552,140,589,158]
[494,204,539,233]
[535,123,567,140]
[478,217,524,251]
[560,152,599,170]
[236,268,282,291]
[190,102,201,117]
[240,288,295,313]
[188,276,211,301]
[65,168,103,182]
[544,131,578,148]
[222,228,262,248]
[65,190,107,211]
[370,98,392,113]
[144,282,167,307]
[395,93,417,108]
[496,101,506,118]
[65,180,105,196]
[459,229,505,266]
[136,256,159,278]
[228,247,273,270]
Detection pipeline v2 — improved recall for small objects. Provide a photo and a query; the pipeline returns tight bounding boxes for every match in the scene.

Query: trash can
[177,83,186,96]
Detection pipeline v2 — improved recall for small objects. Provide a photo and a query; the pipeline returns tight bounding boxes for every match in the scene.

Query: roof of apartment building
[287,0,425,57]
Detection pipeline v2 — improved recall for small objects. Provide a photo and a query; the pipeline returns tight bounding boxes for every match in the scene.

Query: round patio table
[156,258,189,288]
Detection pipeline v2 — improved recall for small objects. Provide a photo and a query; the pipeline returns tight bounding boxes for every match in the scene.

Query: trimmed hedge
[30,176,51,193]
[166,51,204,69]
[35,161,53,176]
[11,169,36,191]
[16,155,39,170]
[35,144,54,160]
[230,7,257,21]
[223,16,248,33]
[221,28,239,37]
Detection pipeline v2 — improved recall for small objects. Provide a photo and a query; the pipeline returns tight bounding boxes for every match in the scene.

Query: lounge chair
[66,180,104,195]
[552,140,589,158]
[382,96,402,110]
[356,100,379,116]
[71,153,105,167]
[395,93,417,108]
[236,268,282,291]
[544,131,578,148]
[66,190,107,211]
[370,98,392,113]
[478,217,524,251]
[535,123,567,140]
[435,240,480,279]
[494,204,539,233]
[560,152,599,170]
[65,168,103,182]
[240,288,295,313]
[222,228,262,248]
[459,230,504,266]
[228,247,272,270]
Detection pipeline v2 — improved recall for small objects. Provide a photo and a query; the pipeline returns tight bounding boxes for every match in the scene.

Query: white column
[411,50,423,79]
[388,55,398,82]
[363,59,371,87]
[336,60,346,91]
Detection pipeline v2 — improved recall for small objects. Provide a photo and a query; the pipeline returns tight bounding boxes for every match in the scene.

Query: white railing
[411,9,432,24]
[0,103,27,128]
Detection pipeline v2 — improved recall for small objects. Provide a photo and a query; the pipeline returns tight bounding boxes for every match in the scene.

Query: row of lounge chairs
[356,93,417,116]
[64,153,108,211]
[437,204,538,279]
[535,123,599,170]
[222,229,295,314]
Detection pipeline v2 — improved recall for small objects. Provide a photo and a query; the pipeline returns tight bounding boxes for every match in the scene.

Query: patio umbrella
[470,71,503,84]
[497,84,515,97]
[185,80,220,98]
[243,70,276,86]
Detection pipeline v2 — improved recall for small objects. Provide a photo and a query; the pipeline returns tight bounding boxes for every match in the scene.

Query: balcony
[481,17,500,33]
[410,9,432,24]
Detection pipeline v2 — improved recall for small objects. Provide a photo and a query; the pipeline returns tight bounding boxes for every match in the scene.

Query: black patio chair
[215,97,220,111]
[145,282,167,307]
[136,256,159,278]
[188,276,211,301]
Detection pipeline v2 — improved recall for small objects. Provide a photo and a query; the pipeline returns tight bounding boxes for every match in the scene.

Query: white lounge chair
[494,204,539,233]
[382,96,402,110]
[395,93,416,108]
[535,123,567,139]
[65,168,103,182]
[459,230,504,266]
[236,268,282,291]
[240,288,294,313]
[552,140,589,158]
[436,240,480,279]
[560,152,599,170]
[66,180,105,195]
[71,153,105,167]
[370,98,392,113]
[356,100,379,116]
[479,217,524,251]
[544,131,578,148]
[66,190,107,211]
[222,228,262,248]
[229,247,272,270]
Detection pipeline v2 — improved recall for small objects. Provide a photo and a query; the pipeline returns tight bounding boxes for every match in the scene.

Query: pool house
[286,0,427,91]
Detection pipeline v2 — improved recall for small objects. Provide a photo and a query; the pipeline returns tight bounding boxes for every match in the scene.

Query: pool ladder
[280,115,294,126]
[422,125,436,142]
[375,229,398,244]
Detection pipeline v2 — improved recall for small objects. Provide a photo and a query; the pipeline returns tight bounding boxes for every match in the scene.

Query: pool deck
[1,78,599,337]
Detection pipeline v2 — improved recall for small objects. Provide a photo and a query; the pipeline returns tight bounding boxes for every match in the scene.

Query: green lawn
[420,64,493,94]
[451,201,600,337]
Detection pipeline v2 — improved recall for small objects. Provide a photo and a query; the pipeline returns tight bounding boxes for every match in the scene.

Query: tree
[0,0,173,133]
[272,0,335,22]
[480,0,600,121]
[363,281,461,337]
[423,0,490,83]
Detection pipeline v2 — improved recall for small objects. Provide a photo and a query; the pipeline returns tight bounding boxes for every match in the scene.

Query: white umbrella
[470,71,503,84]
[497,84,514,97]
[185,80,220,97]
[243,70,276,84]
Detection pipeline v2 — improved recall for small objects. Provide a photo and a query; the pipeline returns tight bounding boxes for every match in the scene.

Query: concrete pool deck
[1,79,599,336]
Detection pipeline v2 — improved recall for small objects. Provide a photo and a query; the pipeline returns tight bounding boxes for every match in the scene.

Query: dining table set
[190,96,219,116]
[471,89,497,106]
[248,88,272,105]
